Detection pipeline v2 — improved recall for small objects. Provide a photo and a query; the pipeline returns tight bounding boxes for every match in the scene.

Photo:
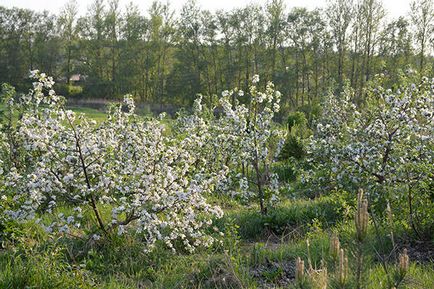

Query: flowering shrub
[178,76,285,214]
[305,75,433,232]
[1,71,226,252]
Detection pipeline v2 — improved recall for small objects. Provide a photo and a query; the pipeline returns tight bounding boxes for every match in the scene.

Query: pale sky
[0,0,412,19]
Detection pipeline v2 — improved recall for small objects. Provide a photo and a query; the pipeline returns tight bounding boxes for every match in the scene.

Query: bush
[55,83,84,98]
[280,134,306,160]
[0,71,225,253]
[297,103,321,127]
[305,75,434,236]
[280,111,311,161]
[177,75,284,214]
[67,84,83,96]
[286,111,307,131]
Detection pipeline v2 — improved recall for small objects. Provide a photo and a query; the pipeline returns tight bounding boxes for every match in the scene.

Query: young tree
[177,75,284,214]
[379,17,413,80]
[306,75,433,234]
[148,1,175,104]
[410,0,434,72]
[77,0,108,97]
[217,76,283,214]
[119,3,145,97]
[326,0,353,91]
[105,0,121,96]
[58,0,79,84]
[266,0,286,82]
[173,0,204,101]
[1,71,227,252]
[359,0,385,90]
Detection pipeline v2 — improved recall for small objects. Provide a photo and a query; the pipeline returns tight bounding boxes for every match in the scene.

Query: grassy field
[0,103,156,124]
[0,103,108,124]
[68,106,108,122]
[1,193,433,288]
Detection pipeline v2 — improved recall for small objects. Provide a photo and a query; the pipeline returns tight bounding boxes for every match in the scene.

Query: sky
[0,0,413,19]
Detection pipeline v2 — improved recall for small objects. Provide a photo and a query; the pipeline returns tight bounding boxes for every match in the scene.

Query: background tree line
[0,0,433,110]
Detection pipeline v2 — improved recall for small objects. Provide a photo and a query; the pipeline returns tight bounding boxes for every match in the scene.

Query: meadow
[0,71,433,289]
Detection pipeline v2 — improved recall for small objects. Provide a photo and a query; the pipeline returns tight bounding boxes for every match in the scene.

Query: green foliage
[272,161,297,183]
[280,111,312,162]
[226,192,353,240]
[280,134,306,160]
[287,111,307,131]
[297,103,321,127]
[56,84,84,97]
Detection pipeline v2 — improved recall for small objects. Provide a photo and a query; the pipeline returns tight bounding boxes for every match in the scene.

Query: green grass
[69,106,107,122]
[216,192,354,241]
[367,263,434,289]
[0,103,108,123]
[0,181,432,287]
[2,194,433,288]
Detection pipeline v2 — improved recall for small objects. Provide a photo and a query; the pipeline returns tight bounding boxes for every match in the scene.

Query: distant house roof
[69,74,81,82]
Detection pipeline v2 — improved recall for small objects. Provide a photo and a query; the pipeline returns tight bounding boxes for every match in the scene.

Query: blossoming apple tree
[306,75,433,233]
[177,75,284,214]
[0,71,226,252]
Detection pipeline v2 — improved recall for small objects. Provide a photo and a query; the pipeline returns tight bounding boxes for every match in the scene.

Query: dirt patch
[250,259,296,288]
[203,267,245,288]
[399,240,434,264]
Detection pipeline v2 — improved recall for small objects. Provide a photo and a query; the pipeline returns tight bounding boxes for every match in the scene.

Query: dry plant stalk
[355,188,369,289]
[306,239,313,271]
[309,268,329,289]
[338,248,349,284]
[316,260,329,289]
[296,257,305,283]
[330,233,340,259]
[399,248,409,276]
[355,189,369,242]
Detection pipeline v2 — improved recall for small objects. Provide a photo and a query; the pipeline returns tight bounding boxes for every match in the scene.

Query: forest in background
[0,0,433,109]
